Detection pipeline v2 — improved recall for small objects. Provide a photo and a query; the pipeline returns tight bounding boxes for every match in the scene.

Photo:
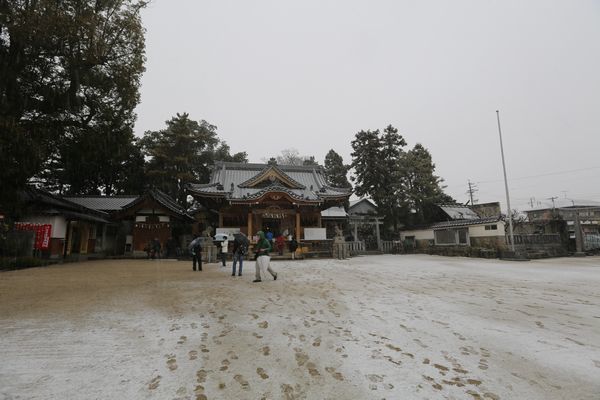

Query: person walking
[232,233,248,276]
[220,236,229,267]
[275,234,285,255]
[265,228,274,245]
[189,235,202,271]
[151,238,161,259]
[289,236,298,260]
[253,230,277,283]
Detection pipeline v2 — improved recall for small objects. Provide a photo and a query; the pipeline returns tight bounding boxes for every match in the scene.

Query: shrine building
[187,160,352,241]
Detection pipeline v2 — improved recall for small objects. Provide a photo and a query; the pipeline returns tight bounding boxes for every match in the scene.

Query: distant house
[400,203,506,255]
[524,199,600,251]
[348,198,378,216]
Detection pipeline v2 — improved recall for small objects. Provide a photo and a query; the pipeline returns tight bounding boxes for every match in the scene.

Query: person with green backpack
[253,230,277,283]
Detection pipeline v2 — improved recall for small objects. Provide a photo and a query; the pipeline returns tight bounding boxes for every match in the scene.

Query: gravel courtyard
[1,255,599,400]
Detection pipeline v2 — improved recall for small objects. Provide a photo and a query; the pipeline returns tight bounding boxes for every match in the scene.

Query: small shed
[17,187,110,259]
[111,189,194,257]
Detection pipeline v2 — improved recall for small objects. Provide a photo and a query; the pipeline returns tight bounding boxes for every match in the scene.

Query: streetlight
[496,110,515,252]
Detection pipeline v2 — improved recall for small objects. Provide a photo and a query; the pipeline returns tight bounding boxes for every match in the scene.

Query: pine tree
[351,125,453,233]
[351,125,407,231]
[402,144,454,225]
[141,113,247,207]
[324,149,351,189]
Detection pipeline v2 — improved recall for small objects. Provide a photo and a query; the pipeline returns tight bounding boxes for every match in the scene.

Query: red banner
[41,224,52,250]
[15,222,52,250]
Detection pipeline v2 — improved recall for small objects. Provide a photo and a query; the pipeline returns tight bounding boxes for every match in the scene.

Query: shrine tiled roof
[188,162,352,204]
[430,216,503,229]
[64,196,138,211]
[20,187,110,223]
[120,189,194,221]
[405,216,503,231]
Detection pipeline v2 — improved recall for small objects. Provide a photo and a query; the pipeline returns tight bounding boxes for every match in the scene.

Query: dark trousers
[193,254,202,271]
[221,252,227,266]
[232,253,243,275]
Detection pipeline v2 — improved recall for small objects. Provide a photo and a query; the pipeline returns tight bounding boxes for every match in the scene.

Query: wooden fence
[507,234,561,245]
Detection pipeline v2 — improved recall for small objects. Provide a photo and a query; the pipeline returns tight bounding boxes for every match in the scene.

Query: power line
[475,165,600,184]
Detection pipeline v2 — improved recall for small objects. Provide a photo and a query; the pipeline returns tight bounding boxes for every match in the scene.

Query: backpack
[239,243,248,256]
[189,238,201,255]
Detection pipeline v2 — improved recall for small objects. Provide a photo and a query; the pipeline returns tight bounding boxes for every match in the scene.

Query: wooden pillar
[218,212,223,227]
[375,219,382,251]
[295,210,301,240]
[353,223,358,242]
[317,212,322,228]
[247,212,253,238]
[101,224,108,253]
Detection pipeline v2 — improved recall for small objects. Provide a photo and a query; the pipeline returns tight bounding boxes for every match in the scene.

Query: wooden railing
[381,240,397,253]
[346,241,366,255]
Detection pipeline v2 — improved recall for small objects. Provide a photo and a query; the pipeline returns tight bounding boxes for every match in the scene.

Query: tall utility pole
[496,110,515,252]
[467,180,478,205]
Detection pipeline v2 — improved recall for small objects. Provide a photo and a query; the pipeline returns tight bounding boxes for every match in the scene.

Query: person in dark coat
[189,235,202,271]
[231,233,249,276]
[151,238,161,259]
[289,236,298,260]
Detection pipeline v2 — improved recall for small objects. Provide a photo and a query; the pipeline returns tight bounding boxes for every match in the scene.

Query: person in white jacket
[220,237,228,267]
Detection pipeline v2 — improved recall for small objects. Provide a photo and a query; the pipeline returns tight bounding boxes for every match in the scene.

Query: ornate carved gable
[238,166,306,190]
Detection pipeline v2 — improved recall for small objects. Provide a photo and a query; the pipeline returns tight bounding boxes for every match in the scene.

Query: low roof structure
[321,206,348,219]
[438,204,480,220]
[348,198,377,215]
[21,187,109,223]
[67,190,193,221]
[113,190,194,221]
[428,216,503,229]
[64,196,138,212]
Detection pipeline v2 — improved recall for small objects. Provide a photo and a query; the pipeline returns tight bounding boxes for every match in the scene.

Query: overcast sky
[134,0,600,211]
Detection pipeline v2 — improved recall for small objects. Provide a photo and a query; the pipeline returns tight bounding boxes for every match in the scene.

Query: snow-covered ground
[0,255,599,400]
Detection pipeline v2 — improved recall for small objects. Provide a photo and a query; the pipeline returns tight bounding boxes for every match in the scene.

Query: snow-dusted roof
[403,216,503,231]
[349,198,376,208]
[431,216,503,229]
[64,196,138,211]
[348,198,378,216]
[21,187,110,223]
[439,205,480,220]
[321,206,348,218]
[188,162,351,204]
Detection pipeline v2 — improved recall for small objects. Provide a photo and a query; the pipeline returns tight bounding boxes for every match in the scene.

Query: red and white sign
[15,223,52,250]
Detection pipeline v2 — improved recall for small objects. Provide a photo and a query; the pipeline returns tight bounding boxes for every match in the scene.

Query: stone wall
[470,236,507,250]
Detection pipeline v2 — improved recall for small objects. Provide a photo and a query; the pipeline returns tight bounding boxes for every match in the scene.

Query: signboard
[15,222,52,250]
[303,228,327,240]
[262,212,286,219]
